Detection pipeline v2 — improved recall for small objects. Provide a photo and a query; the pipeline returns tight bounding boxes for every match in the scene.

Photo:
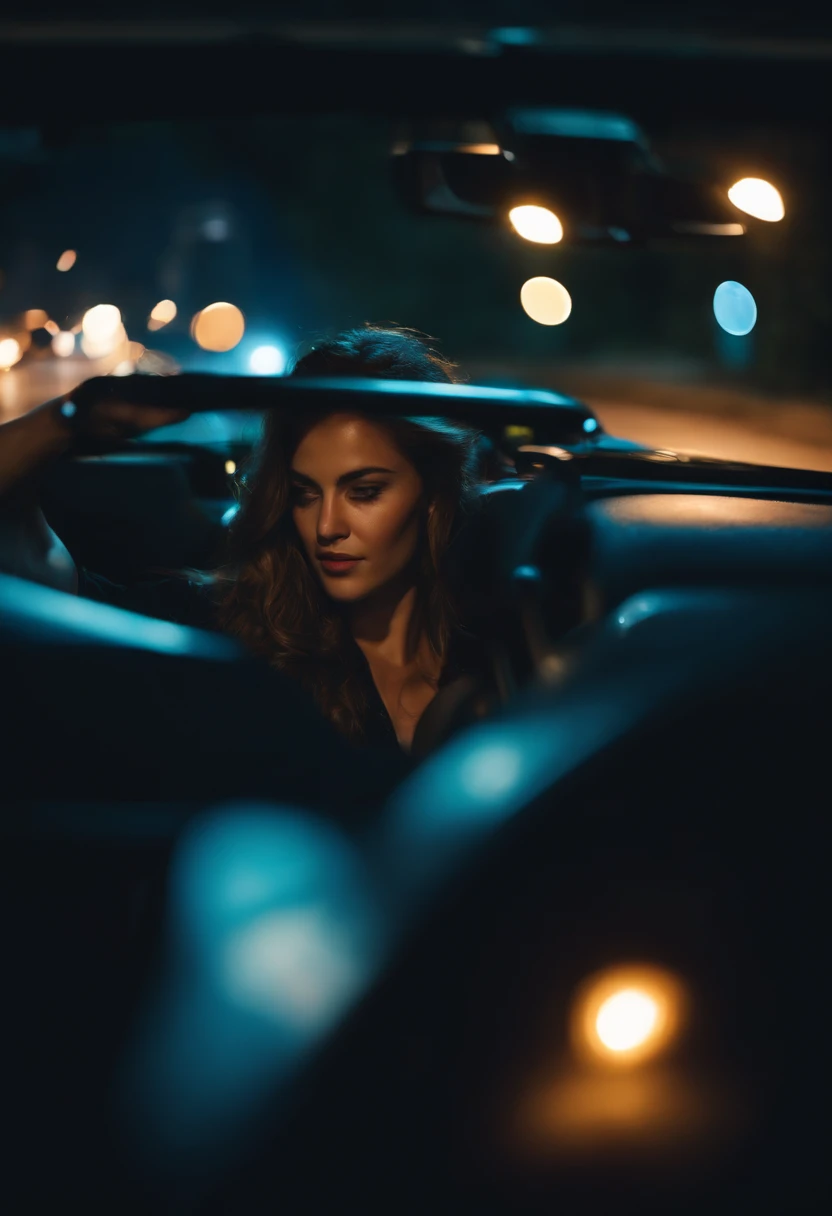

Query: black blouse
[348,627,495,751]
[77,569,493,753]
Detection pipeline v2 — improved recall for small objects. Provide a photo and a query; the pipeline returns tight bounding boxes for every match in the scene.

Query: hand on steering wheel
[56,388,191,448]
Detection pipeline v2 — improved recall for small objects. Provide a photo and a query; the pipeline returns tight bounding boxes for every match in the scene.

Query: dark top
[77,569,494,753]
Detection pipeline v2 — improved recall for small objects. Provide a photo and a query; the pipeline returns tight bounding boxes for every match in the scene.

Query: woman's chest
[369,666,439,751]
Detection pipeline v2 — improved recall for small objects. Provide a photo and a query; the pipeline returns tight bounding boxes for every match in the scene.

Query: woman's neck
[349,577,427,669]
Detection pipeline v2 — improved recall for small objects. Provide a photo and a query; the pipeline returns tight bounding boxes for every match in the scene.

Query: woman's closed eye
[349,484,385,501]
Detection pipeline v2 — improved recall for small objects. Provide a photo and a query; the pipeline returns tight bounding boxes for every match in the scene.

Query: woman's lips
[319,556,363,575]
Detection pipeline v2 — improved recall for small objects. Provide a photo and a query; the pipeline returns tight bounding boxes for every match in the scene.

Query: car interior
[3,368,831,1212]
[2,11,831,1214]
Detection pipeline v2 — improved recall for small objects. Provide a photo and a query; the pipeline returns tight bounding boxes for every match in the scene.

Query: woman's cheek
[292,509,314,550]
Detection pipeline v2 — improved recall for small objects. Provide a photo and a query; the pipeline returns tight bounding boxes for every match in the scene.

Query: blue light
[249,345,286,375]
[510,108,643,143]
[122,805,382,1176]
[0,573,233,658]
[458,742,524,800]
[583,418,599,434]
[713,281,757,336]
[513,565,542,582]
[493,27,538,46]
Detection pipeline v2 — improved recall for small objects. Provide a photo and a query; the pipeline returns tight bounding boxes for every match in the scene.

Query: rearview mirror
[392,109,748,246]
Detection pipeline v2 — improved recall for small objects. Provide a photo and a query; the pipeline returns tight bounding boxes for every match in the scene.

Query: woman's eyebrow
[290,466,397,488]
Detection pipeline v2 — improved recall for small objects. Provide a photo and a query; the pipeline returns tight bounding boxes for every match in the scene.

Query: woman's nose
[316,495,349,543]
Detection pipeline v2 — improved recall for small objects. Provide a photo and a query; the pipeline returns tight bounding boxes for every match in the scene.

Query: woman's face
[289,413,430,603]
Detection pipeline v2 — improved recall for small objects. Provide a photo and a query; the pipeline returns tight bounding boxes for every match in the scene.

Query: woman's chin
[324,587,366,603]
[319,578,373,603]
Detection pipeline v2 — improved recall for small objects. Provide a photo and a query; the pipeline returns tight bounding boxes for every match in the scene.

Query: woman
[0,325,491,753]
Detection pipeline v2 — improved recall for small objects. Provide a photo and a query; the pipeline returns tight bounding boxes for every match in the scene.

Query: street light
[509,204,564,244]
[728,177,785,222]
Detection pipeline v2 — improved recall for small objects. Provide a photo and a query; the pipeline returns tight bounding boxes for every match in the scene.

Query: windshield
[2,36,831,471]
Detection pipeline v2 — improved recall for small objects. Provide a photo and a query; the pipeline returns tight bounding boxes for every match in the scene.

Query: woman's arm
[0,391,190,590]
[0,397,75,500]
[0,393,192,500]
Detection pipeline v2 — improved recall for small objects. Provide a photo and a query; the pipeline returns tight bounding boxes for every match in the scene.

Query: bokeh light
[24,309,48,330]
[225,460,237,475]
[596,990,658,1052]
[44,319,60,336]
[509,205,564,244]
[81,304,127,358]
[249,344,286,375]
[56,249,77,272]
[459,743,523,801]
[82,304,121,341]
[51,331,76,358]
[728,177,785,222]
[572,964,686,1067]
[148,299,178,331]
[0,337,23,370]
[713,280,757,336]
[457,142,502,155]
[520,277,572,325]
[192,302,245,352]
[201,216,230,242]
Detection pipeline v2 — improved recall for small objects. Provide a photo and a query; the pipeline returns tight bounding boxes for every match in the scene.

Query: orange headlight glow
[572,963,686,1067]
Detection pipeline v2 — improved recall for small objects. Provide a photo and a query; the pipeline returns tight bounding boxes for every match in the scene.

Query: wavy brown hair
[214,325,482,741]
